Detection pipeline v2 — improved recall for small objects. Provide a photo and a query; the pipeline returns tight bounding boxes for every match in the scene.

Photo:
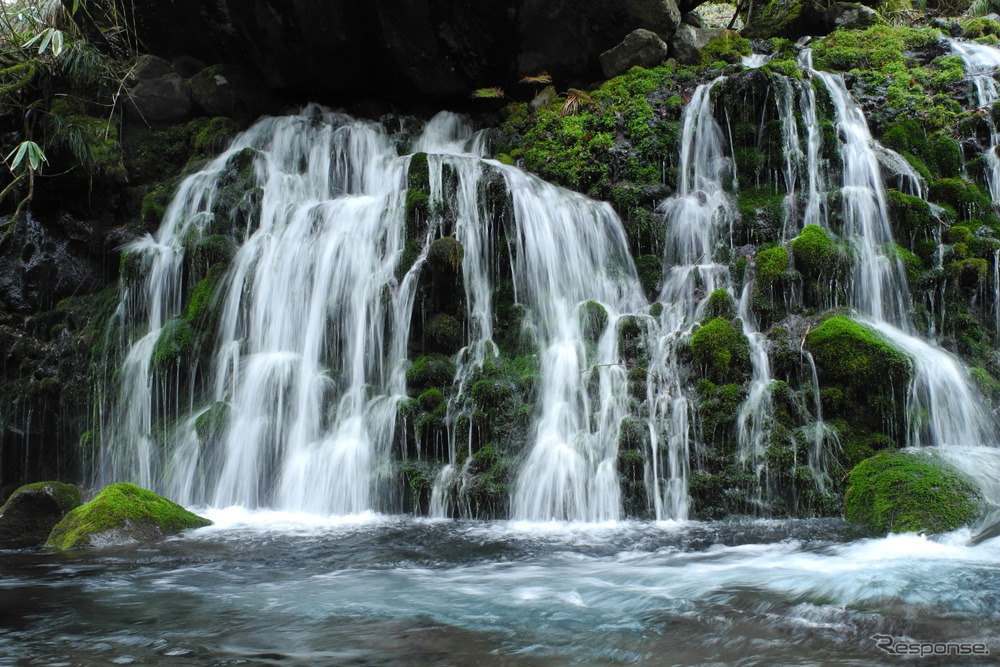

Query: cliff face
[127,0,676,102]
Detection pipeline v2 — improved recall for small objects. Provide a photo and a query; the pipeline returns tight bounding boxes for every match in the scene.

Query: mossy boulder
[406,355,456,393]
[790,225,834,278]
[845,450,982,533]
[427,236,464,276]
[0,481,81,548]
[580,300,609,344]
[806,315,911,432]
[690,317,750,384]
[46,483,211,550]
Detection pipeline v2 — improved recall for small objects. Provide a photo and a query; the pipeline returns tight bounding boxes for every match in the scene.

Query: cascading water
[802,49,1000,449]
[100,105,653,521]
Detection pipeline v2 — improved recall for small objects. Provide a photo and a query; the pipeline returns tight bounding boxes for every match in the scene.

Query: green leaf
[5,141,47,173]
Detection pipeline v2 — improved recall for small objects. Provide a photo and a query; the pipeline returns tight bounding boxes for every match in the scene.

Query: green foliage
[690,317,750,384]
[426,313,463,354]
[929,178,994,223]
[46,483,212,550]
[845,450,982,533]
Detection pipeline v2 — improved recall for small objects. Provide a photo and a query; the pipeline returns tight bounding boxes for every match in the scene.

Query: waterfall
[802,49,1000,449]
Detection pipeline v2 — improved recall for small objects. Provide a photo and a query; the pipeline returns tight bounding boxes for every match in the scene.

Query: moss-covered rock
[845,450,982,533]
[46,483,211,550]
[705,288,735,321]
[426,313,463,354]
[0,481,81,548]
[806,315,911,433]
[690,317,750,384]
[406,355,456,393]
[152,318,195,371]
[427,236,464,276]
[580,300,609,345]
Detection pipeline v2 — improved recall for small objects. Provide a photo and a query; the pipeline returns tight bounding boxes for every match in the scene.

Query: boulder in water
[0,482,81,548]
[45,483,211,550]
[845,450,982,534]
[600,29,669,78]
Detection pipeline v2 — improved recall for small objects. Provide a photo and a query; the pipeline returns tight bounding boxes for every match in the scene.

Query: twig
[800,324,811,349]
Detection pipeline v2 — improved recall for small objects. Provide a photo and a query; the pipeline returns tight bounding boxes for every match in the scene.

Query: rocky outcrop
[128,0,687,103]
[600,29,669,78]
[0,481,80,548]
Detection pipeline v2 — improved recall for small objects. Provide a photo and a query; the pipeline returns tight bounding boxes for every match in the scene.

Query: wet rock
[132,54,174,81]
[128,72,193,121]
[0,481,81,548]
[600,29,669,78]
[46,483,211,550]
[530,85,559,111]
[0,212,104,314]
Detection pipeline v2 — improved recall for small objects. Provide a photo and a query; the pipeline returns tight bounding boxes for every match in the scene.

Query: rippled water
[2,513,998,665]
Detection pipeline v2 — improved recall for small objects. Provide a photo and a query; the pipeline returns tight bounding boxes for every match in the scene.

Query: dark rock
[600,29,669,78]
[189,64,277,118]
[172,55,206,78]
[824,3,878,31]
[742,0,828,40]
[126,0,665,104]
[0,212,104,314]
[670,24,724,66]
[128,73,193,122]
[132,54,174,80]
[681,12,703,28]
[622,0,681,38]
[0,481,81,548]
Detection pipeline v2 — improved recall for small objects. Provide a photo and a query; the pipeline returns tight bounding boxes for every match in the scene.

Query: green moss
[845,450,982,534]
[701,33,752,65]
[929,178,994,223]
[807,316,910,389]
[46,483,211,550]
[886,189,935,245]
[705,289,735,321]
[690,317,750,384]
[139,185,175,232]
[396,241,421,281]
[427,236,464,275]
[417,388,445,412]
[580,300,608,344]
[426,313,463,354]
[186,263,227,329]
[790,225,834,278]
[963,17,1000,39]
[618,315,648,363]
[406,355,456,392]
[4,481,80,513]
[756,246,788,286]
[634,255,661,300]
[151,318,195,371]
